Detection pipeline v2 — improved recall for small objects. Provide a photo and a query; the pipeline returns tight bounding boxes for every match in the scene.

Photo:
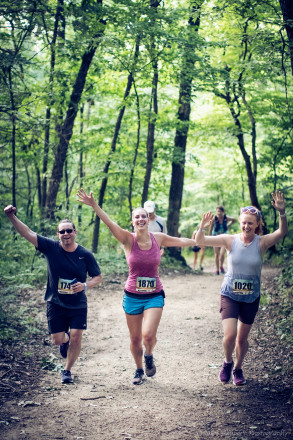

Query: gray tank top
[221,234,262,303]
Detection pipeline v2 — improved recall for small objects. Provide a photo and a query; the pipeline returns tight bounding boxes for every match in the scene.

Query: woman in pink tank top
[77,189,197,385]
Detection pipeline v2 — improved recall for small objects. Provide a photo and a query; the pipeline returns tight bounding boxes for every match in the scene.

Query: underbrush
[275,252,293,347]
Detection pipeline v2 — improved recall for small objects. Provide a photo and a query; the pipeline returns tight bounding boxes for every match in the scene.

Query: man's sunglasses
[58,228,74,234]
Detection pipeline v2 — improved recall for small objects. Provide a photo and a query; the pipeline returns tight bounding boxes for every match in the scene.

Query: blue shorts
[123,293,165,315]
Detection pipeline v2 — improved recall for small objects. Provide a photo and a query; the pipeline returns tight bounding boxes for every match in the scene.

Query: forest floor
[0,262,292,440]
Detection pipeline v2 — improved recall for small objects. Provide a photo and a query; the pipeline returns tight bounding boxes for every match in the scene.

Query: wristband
[84,283,87,291]
[279,212,286,218]
[198,227,204,232]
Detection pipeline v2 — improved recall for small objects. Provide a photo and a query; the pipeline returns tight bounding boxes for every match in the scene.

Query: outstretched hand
[4,205,17,217]
[77,189,96,207]
[271,190,285,213]
[200,211,214,230]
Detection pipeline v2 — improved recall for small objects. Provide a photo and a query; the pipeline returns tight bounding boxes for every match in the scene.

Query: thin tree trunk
[92,72,134,252]
[141,0,160,205]
[45,3,106,219]
[25,164,32,217]
[78,104,84,226]
[279,0,293,75]
[141,60,158,205]
[41,0,65,210]
[92,37,140,252]
[128,80,141,218]
[167,1,202,261]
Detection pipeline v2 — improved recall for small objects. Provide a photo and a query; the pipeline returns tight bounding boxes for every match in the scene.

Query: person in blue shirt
[209,206,236,275]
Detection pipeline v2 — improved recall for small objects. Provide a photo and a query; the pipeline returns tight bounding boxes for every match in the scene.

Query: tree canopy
[1,0,292,271]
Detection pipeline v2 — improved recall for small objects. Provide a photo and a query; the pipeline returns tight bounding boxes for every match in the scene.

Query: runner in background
[196,191,288,386]
[144,200,167,256]
[192,228,205,271]
[77,189,197,385]
[4,206,102,385]
[209,206,236,275]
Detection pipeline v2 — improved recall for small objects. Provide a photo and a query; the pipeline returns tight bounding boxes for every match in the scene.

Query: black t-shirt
[37,235,101,309]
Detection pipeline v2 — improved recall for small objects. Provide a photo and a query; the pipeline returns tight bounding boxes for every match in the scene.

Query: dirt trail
[0,265,292,439]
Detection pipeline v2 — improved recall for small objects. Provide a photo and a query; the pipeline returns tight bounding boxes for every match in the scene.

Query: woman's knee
[130,333,142,347]
[236,334,249,347]
[223,332,236,345]
[142,331,156,345]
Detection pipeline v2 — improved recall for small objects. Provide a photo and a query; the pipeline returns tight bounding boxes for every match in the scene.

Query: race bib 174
[58,278,77,295]
[136,277,156,292]
[232,278,253,295]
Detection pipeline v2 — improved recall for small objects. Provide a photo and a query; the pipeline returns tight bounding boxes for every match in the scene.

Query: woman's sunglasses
[58,228,74,234]
[240,206,261,220]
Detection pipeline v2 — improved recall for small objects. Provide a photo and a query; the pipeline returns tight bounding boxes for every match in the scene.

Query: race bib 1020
[232,278,253,295]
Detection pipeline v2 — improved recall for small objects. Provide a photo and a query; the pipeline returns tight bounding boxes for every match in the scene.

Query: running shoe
[61,369,73,384]
[220,266,225,274]
[200,266,204,271]
[233,368,246,386]
[219,361,234,384]
[59,331,70,358]
[133,368,144,385]
[216,270,220,275]
[144,353,156,377]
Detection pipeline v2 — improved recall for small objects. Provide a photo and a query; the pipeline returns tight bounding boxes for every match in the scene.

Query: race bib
[58,278,77,295]
[136,277,156,292]
[232,278,253,295]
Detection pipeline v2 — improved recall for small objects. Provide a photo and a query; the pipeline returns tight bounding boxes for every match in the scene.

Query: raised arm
[227,215,236,228]
[196,212,233,250]
[155,233,198,248]
[4,205,38,247]
[77,189,132,246]
[260,190,288,253]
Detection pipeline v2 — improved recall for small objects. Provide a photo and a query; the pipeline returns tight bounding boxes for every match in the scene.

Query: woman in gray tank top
[196,190,288,386]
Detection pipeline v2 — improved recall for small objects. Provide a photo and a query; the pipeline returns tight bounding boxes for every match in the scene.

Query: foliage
[0,285,43,343]
[0,1,292,339]
[275,251,293,345]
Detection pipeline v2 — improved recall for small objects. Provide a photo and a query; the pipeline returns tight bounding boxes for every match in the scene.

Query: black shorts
[192,246,201,253]
[220,295,260,325]
[46,302,87,334]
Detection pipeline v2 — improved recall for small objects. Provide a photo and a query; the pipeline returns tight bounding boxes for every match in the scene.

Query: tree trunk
[92,37,140,252]
[8,68,17,207]
[279,0,293,75]
[78,104,85,226]
[128,80,141,218]
[45,5,106,219]
[25,164,32,217]
[167,2,202,261]
[92,72,134,252]
[141,61,158,205]
[41,0,65,210]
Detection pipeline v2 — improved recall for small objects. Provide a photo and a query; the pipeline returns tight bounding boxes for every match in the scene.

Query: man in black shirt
[4,205,102,384]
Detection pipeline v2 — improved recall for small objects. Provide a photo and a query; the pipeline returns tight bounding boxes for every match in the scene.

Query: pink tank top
[125,233,163,294]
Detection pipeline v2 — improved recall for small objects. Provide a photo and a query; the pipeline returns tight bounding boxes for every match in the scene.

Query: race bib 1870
[136,277,156,292]
[58,278,76,295]
[232,278,253,295]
